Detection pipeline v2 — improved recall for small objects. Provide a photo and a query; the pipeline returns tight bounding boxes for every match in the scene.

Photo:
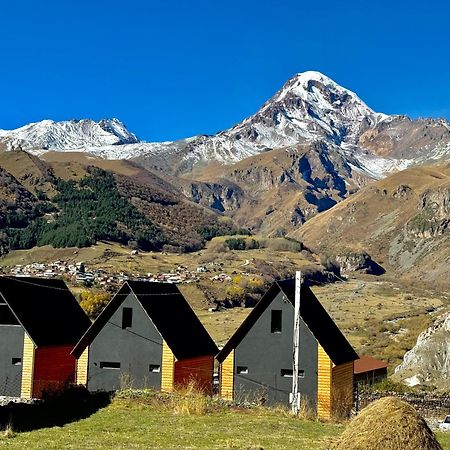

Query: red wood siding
[33,345,77,398]
[174,355,214,394]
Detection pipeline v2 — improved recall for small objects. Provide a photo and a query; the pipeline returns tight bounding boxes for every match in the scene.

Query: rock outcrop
[394,313,450,390]
[336,252,385,275]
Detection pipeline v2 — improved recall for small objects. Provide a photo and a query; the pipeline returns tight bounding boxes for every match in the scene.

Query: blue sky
[0,0,449,141]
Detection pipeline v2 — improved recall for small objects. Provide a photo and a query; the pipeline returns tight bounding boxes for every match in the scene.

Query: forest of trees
[6,168,166,250]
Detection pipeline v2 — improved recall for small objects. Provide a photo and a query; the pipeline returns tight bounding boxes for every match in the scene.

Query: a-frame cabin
[0,276,91,399]
[72,281,218,394]
[217,279,358,420]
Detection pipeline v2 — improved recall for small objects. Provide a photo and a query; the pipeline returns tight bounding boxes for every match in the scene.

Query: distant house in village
[0,277,91,399]
[72,281,218,394]
[217,279,358,420]
[354,355,388,387]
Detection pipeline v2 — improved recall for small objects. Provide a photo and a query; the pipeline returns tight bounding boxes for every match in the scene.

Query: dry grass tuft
[117,381,209,415]
[170,381,208,416]
[333,396,442,450]
[2,423,16,439]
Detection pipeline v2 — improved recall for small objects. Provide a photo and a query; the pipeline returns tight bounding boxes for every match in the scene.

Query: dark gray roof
[72,281,218,360]
[217,279,358,365]
[0,276,91,347]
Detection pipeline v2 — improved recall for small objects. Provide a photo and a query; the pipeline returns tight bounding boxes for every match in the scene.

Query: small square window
[271,310,282,333]
[12,358,21,366]
[236,366,248,374]
[122,307,133,329]
[149,364,161,373]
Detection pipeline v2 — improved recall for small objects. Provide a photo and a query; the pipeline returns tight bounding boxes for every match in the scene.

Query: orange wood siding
[161,340,175,392]
[219,350,234,401]
[331,361,354,419]
[317,345,332,420]
[174,355,214,394]
[76,347,89,386]
[33,345,77,398]
[20,333,35,399]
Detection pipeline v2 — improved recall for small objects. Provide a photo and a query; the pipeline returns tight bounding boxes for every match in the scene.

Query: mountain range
[1,71,450,179]
[0,70,450,287]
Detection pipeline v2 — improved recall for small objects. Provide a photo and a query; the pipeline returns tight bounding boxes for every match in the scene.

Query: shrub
[79,291,110,319]
[225,285,246,301]
[225,238,247,250]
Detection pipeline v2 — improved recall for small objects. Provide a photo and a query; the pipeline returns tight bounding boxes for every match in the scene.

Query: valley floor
[1,396,449,450]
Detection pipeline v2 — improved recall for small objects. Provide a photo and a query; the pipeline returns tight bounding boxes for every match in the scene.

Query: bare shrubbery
[117,381,210,416]
[258,237,303,252]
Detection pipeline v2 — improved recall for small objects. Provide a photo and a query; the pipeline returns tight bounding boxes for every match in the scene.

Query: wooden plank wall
[76,347,89,386]
[20,333,35,399]
[331,361,354,419]
[161,340,175,392]
[219,350,234,401]
[317,344,332,420]
[174,355,214,394]
[33,345,77,398]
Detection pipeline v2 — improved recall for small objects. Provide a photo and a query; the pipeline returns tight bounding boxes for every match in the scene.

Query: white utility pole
[290,270,301,414]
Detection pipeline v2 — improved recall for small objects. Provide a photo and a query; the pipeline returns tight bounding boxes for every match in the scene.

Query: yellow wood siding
[161,341,175,392]
[331,361,354,419]
[317,345,332,420]
[219,350,234,401]
[76,347,89,386]
[20,333,35,399]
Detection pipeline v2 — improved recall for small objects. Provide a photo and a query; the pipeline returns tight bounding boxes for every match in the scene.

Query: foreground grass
[0,396,340,450]
[1,394,449,449]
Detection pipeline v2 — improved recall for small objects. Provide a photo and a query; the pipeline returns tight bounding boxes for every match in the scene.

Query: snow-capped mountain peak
[249,70,386,145]
[0,118,139,153]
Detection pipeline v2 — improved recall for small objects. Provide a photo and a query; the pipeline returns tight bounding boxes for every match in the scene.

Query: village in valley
[5,258,236,291]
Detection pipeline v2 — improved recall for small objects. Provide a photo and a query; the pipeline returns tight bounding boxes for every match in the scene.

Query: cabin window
[271,310,282,333]
[149,364,161,373]
[236,366,248,374]
[11,358,22,366]
[122,307,133,329]
[281,369,305,378]
[100,361,121,369]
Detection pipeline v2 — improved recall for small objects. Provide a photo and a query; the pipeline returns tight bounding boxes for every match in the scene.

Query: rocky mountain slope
[291,164,450,287]
[394,312,450,390]
[178,142,371,234]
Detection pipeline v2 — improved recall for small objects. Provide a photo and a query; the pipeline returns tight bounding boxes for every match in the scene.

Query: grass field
[1,394,449,450]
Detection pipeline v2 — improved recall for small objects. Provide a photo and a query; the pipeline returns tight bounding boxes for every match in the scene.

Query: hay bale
[334,397,442,450]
